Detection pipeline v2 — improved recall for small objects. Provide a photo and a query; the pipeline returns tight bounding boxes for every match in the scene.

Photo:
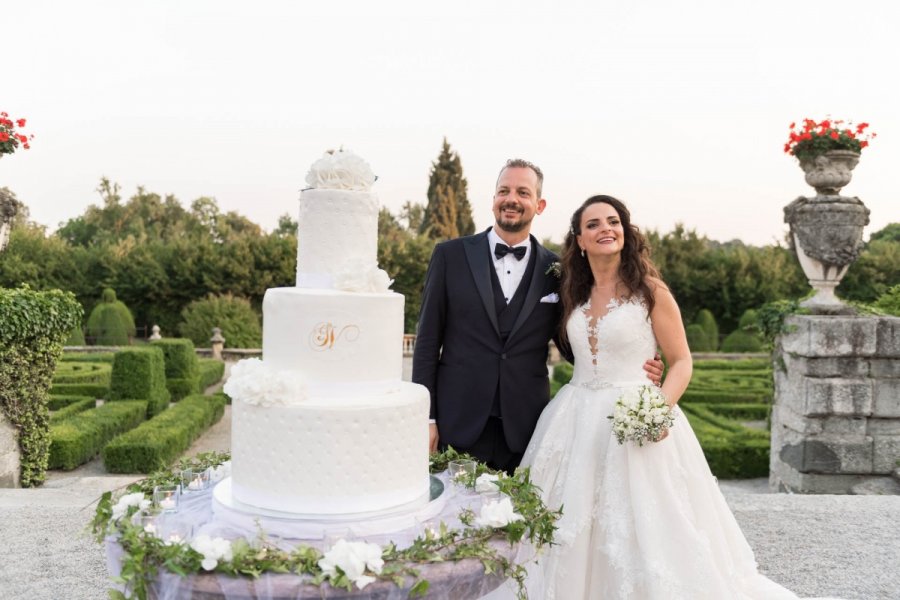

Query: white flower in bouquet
[475,472,501,493]
[111,492,151,521]
[474,497,525,528]
[608,385,675,446]
[318,539,384,590]
[190,535,234,571]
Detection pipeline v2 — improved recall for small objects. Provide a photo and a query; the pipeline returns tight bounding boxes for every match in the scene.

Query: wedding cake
[223,150,431,516]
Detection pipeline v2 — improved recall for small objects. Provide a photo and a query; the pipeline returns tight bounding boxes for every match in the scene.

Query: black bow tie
[494,243,527,261]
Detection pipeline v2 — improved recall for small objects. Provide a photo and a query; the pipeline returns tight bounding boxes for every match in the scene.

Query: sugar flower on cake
[474,497,525,528]
[223,358,306,406]
[190,534,234,571]
[305,148,376,191]
[318,539,385,590]
[111,492,151,521]
[334,259,394,293]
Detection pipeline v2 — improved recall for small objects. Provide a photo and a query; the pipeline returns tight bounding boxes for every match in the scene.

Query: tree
[420,138,474,240]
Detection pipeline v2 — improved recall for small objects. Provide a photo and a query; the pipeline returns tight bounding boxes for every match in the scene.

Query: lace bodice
[567,297,657,389]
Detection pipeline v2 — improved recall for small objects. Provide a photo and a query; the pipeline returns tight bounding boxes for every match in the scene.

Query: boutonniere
[545,262,561,279]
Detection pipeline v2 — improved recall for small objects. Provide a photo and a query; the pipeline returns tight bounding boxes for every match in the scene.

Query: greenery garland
[92,449,561,599]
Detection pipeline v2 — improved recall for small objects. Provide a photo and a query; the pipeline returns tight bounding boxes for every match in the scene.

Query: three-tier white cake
[223,150,431,516]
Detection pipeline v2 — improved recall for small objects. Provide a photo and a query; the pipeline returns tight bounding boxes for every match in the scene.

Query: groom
[412,159,569,473]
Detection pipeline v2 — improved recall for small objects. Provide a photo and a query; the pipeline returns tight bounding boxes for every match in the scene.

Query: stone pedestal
[770,314,900,493]
[0,411,21,488]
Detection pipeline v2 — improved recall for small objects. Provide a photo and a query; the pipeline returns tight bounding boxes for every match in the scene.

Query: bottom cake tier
[230,381,431,515]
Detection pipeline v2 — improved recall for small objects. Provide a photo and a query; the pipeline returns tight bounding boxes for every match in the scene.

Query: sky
[3,0,899,246]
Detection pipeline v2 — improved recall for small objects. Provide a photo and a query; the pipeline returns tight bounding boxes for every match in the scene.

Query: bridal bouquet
[609,385,675,446]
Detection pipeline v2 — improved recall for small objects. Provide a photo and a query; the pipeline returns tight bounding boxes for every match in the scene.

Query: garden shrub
[49,383,109,399]
[198,359,225,390]
[0,287,82,486]
[52,361,112,385]
[681,403,769,478]
[685,323,715,352]
[50,398,96,424]
[48,400,147,470]
[64,325,85,346]
[151,338,199,401]
[874,283,900,316]
[85,288,136,346]
[103,394,226,473]
[47,394,93,411]
[178,293,262,349]
[703,402,770,421]
[108,347,170,417]
[721,309,766,353]
[694,309,719,351]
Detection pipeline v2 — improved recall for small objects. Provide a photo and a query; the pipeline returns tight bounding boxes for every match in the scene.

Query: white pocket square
[540,293,559,303]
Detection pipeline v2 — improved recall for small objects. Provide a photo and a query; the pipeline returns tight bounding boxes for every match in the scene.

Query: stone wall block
[780,316,811,355]
[873,437,900,474]
[779,436,873,474]
[870,358,900,379]
[806,316,877,357]
[773,368,805,413]
[867,418,900,436]
[0,413,20,488]
[875,317,900,358]
[804,378,872,417]
[872,379,900,418]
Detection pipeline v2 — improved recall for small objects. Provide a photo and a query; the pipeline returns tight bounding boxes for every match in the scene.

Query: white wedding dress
[517,298,798,600]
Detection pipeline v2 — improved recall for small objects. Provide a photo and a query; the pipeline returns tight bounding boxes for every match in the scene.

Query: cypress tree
[420,138,475,240]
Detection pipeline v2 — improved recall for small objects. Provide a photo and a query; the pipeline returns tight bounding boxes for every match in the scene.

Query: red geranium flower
[0,110,34,155]
[784,117,876,161]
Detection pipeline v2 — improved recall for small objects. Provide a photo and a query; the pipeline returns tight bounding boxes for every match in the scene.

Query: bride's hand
[654,428,669,442]
[643,352,664,386]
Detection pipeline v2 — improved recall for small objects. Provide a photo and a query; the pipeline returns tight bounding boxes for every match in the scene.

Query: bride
[518,195,798,599]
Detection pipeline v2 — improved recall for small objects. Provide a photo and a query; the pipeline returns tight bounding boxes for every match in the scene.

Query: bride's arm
[649,280,692,407]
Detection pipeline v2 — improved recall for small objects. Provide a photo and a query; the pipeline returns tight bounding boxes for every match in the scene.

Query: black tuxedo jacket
[412,229,564,453]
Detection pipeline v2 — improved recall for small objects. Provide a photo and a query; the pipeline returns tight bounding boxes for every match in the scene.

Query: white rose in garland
[190,535,234,571]
[111,492,151,521]
[318,539,384,590]
[475,472,501,493]
[474,497,525,528]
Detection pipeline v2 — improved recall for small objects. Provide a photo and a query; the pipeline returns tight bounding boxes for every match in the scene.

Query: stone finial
[210,327,225,361]
[149,325,162,340]
[0,187,20,253]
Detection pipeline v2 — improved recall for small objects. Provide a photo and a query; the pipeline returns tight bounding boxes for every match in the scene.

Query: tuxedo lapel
[506,236,549,345]
[463,230,501,338]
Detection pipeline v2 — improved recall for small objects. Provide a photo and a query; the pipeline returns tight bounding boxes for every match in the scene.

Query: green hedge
[151,339,200,401]
[681,403,770,478]
[198,359,225,390]
[0,287,83,486]
[108,347,170,417]
[681,389,771,404]
[47,394,93,411]
[52,361,112,385]
[704,402,770,421]
[49,383,109,399]
[103,394,226,473]
[50,398,97,424]
[48,401,147,470]
[59,352,116,363]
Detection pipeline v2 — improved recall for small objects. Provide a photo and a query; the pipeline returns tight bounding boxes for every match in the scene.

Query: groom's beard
[496,204,531,233]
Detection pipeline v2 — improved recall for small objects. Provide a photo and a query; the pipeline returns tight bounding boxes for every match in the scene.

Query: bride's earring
[580,248,585,258]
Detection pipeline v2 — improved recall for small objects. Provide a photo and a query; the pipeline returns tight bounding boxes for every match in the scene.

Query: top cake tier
[296,150,391,292]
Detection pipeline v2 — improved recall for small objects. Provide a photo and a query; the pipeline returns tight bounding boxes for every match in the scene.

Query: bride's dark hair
[559,195,661,345]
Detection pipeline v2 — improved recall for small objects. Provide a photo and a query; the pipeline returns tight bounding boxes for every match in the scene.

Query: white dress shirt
[487,228,531,304]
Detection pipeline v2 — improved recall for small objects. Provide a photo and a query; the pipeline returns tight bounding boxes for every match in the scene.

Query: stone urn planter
[798,149,860,195]
[784,196,870,312]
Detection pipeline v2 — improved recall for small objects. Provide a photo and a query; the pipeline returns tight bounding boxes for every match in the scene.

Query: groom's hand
[644,352,664,386]
[429,423,439,453]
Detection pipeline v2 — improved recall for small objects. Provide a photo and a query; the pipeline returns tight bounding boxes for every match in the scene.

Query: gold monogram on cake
[309,322,361,350]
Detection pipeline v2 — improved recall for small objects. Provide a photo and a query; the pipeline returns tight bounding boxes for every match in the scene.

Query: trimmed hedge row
[52,361,112,385]
[49,383,109,398]
[47,394,93,411]
[50,398,96,424]
[103,394,226,474]
[48,401,147,470]
[198,359,225,390]
[59,352,116,363]
[681,403,769,478]
[108,348,170,417]
[704,402,770,421]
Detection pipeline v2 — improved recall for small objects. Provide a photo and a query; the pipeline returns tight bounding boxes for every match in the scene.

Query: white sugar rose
[474,497,525,528]
[334,262,394,293]
[318,539,384,590]
[475,473,501,493]
[223,359,306,407]
[190,535,233,571]
[305,149,376,191]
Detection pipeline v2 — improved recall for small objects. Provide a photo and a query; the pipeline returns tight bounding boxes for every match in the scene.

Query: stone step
[850,476,900,496]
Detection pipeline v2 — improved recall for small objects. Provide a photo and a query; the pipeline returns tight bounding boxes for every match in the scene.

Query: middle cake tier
[263,287,405,389]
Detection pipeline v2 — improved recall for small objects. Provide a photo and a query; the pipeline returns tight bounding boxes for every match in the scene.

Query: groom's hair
[498,159,544,198]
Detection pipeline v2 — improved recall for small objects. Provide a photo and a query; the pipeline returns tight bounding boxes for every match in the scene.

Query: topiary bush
[693,309,720,351]
[685,323,715,352]
[721,309,766,352]
[178,293,262,349]
[198,358,225,390]
[48,400,147,470]
[108,347,170,417]
[102,394,226,473]
[151,338,200,401]
[0,287,83,486]
[64,325,86,346]
[85,288,136,346]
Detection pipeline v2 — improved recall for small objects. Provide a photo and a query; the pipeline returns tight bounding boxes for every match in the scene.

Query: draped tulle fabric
[516,298,799,599]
